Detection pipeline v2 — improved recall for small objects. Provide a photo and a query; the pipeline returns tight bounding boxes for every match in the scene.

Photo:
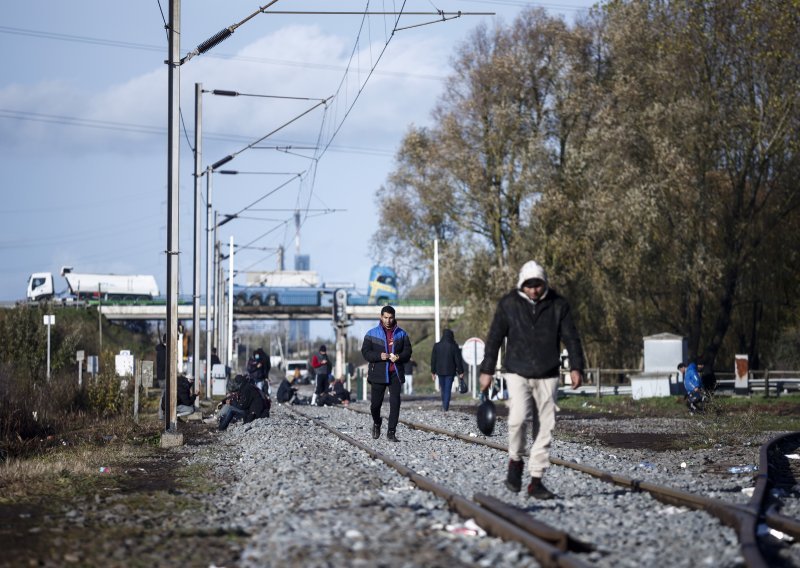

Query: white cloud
[0,24,451,156]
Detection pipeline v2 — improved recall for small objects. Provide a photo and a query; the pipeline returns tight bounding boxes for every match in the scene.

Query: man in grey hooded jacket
[479,260,584,499]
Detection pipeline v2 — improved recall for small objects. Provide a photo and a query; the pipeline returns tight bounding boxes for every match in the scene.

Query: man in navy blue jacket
[361,305,412,442]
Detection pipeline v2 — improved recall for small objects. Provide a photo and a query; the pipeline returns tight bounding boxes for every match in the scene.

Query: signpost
[43,314,55,381]
[76,350,85,387]
[461,337,485,399]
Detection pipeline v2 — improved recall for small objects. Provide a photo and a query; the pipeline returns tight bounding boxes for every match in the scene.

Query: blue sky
[0,1,593,340]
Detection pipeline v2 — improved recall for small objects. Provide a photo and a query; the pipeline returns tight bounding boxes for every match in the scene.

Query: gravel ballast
[179,392,799,568]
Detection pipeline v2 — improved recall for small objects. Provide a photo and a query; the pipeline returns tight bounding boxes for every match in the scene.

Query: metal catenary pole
[205,168,213,398]
[165,0,181,432]
[228,235,234,367]
[193,82,202,401]
[212,215,219,360]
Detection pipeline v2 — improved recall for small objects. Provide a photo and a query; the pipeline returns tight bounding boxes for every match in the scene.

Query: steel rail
[288,406,591,568]
[757,432,800,540]
[344,404,799,567]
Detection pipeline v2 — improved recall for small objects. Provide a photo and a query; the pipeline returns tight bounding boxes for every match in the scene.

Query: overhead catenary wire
[0,25,447,82]
[180,0,282,65]
[210,97,332,168]
[0,108,395,157]
[217,174,303,228]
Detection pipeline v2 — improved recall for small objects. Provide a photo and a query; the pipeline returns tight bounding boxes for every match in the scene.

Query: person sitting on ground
[328,376,352,405]
[176,374,197,416]
[160,373,196,418]
[683,359,705,413]
[276,375,298,404]
[219,374,269,430]
[239,374,271,422]
[218,375,246,431]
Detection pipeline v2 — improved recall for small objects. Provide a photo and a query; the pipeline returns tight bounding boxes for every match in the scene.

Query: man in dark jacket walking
[479,261,584,500]
[361,305,412,442]
[430,328,465,411]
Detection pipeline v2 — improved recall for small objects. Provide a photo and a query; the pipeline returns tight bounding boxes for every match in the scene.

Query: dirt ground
[1,396,798,567]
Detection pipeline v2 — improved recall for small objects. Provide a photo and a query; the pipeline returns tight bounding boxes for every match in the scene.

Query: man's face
[521,279,546,301]
[380,311,396,329]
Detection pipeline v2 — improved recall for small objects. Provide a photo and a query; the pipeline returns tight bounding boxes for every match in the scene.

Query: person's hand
[459,373,464,379]
[570,370,583,390]
[380,352,390,361]
[431,373,436,382]
[479,373,493,391]
[389,353,398,363]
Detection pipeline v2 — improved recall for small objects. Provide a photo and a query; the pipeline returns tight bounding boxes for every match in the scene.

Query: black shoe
[527,477,555,500]
[372,422,381,439]
[505,459,523,493]
[387,430,399,443]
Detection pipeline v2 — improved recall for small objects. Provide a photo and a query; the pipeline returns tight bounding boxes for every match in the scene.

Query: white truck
[26,266,159,302]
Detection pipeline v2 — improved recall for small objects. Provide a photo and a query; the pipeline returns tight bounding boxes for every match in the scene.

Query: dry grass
[0,410,163,501]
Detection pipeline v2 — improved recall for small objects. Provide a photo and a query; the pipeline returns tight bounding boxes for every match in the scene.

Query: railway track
[288,402,799,567]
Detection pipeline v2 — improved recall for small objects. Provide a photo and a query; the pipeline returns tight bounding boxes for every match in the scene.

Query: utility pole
[228,235,234,367]
[213,214,219,359]
[205,167,213,398]
[193,82,202,400]
[164,0,181,439]
[434,238,440,342]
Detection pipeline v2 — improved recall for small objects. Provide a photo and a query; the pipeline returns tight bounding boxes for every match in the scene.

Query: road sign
[461,337,485,367]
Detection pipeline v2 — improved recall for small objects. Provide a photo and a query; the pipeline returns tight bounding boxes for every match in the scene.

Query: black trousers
[370,372,402,431]
[314,374,329,395]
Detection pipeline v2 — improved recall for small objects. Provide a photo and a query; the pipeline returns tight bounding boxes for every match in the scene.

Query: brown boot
[505,459,524,493]
[527,477,555,500]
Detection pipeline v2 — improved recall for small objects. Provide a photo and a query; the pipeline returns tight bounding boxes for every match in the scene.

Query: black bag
[476,391,496,436]
[458,377,468,394]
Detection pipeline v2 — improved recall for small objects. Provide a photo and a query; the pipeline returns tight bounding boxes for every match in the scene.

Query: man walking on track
[479,260,584,500]
[361,305,413,442]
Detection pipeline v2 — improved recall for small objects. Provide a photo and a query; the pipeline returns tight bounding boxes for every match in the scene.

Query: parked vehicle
[285,359,310,384]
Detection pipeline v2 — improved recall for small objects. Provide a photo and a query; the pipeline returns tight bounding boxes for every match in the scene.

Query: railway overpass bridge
[99,303,464,322]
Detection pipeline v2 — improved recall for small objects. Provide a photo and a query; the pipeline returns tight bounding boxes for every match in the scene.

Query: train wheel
[267,294,278,307]
[251,297,262,307]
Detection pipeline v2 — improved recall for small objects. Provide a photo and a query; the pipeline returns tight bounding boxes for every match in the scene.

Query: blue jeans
[219,404,245,431]
[438,376,454,411]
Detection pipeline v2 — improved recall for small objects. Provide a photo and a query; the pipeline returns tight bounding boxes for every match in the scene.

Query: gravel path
[178,392,800,568]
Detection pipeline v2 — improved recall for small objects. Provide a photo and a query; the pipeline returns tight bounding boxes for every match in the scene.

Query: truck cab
[367,266,398,304]
[27,273,54,301]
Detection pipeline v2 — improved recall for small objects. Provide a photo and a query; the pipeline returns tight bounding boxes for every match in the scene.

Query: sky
[0,0,594,342]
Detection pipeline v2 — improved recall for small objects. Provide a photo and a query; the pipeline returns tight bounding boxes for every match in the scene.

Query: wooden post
[134,364,140,423]
[764,368,770,399]
[596,367,601,399]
